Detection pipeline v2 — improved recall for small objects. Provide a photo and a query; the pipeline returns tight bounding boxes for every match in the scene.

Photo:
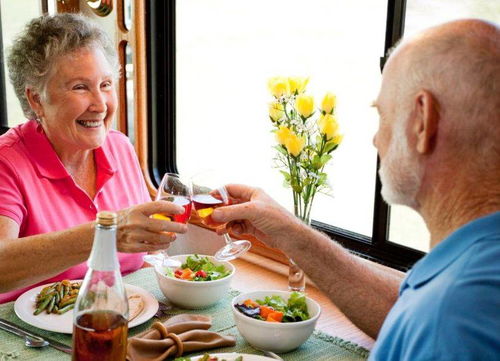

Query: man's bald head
[386,19,500,166]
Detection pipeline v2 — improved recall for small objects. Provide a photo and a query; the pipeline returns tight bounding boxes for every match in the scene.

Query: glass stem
[223,233,233,246]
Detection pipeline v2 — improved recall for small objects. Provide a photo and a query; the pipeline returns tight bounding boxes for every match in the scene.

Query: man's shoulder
[418,237,500,359]
[371,234,500,361]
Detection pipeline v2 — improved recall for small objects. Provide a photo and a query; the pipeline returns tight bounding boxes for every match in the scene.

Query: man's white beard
[379,120,422,210]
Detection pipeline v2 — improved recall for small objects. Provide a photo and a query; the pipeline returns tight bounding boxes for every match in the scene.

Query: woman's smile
[76,119,104,128]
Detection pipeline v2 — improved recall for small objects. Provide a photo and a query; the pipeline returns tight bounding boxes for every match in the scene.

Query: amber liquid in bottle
[73,310,128,361]
[72,212,128,361]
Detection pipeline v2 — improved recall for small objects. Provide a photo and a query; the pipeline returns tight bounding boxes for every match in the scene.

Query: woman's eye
[101,81,112,89]
[73,84,87,90]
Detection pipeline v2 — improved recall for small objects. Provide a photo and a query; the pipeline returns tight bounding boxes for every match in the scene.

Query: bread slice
[128,294,145,321]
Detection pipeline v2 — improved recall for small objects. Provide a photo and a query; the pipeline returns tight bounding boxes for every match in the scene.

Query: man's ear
[413,90,439,154]
[25,87,44,118]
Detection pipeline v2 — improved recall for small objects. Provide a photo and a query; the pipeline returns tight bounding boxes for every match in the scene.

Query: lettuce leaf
[180,254,230,281]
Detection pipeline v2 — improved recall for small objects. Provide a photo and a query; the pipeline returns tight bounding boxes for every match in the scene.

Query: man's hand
[211,184,305,249]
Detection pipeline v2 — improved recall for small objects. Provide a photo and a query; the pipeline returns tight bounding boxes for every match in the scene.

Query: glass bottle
[72,211,128,361]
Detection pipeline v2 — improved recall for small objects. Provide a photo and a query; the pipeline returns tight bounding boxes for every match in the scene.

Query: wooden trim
[117,40,128,134]
[115,0,128,33]
[56,0,79,13]
[113,0,155,198]
[131,0,156,197]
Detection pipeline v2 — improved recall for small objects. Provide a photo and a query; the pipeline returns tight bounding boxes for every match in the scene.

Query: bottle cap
[96,211,117,226]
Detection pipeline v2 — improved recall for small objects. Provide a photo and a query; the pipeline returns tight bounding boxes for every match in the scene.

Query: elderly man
[212,19,500,360]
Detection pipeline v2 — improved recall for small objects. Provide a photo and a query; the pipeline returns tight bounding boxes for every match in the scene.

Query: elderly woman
[0,14,185,303]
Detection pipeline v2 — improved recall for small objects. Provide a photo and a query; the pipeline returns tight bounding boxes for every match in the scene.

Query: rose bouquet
[267,76,342,225]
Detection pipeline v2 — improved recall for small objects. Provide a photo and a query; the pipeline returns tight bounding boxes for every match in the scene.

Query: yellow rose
[317,114,339,140]
[285,132,306,157]
[267,76,289,98]
[332,134,343,145]
[269,102,284,122]
[275,125,293,145]
[288,77,309,95]
[321,92,336,114]
[295,94,314,118]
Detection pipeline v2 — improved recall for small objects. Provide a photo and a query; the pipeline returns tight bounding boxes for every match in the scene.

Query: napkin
[127,314,236,361]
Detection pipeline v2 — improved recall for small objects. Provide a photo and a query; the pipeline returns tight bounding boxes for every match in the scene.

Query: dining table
[0,252,376,360]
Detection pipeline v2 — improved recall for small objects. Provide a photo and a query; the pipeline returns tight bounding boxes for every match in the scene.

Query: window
[148,0,426,270]
[175,0,386,238]
[0,0,41,129]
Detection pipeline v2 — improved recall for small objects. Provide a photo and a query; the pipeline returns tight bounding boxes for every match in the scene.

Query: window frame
[147,0,426,271]
[0,5,8,134]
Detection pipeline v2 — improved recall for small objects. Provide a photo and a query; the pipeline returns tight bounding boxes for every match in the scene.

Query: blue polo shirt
[370,212,500,361]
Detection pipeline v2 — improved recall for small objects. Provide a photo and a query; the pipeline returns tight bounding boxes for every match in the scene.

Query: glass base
[288,258,306,292]
[143,254,181,269]
[214,240,252,261]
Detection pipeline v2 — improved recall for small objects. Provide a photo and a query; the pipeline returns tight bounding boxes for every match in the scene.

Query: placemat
[0,268,369,360]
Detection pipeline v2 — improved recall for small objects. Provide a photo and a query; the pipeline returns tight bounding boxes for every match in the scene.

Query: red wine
[158,196,192,224]
[72,311,128,361]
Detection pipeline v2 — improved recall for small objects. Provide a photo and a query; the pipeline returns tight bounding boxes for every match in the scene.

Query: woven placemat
[0,268,369,360]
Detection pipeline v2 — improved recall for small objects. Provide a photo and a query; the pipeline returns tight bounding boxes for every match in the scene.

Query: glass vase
[287,215,309,292]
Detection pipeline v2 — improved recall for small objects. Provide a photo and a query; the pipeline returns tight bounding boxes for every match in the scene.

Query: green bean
[33,280,81,315]
[33,293,54,315]
[38,285,53,297]
[59,295,76,308]
[46,296,56,314]
[56,303,74,314]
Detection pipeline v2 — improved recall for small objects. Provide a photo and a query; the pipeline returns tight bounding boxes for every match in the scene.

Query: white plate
[191,354,275,361]
[14,282,158,334]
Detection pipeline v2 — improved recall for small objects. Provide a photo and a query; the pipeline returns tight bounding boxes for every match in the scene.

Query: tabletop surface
[0,255,374,360]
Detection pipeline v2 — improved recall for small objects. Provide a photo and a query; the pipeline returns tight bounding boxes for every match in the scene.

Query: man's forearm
[278,223,403,338]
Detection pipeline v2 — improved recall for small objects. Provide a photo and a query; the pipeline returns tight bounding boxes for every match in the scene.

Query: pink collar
[21,120,117,186]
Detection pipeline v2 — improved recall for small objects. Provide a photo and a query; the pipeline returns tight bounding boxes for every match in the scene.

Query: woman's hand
[211,184,305,249]
[116,201,188,253]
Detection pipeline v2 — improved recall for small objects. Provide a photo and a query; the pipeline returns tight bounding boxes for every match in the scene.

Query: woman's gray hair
[7,13,119,120]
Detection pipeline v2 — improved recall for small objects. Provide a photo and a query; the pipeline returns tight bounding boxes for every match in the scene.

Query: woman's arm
[0,200,187,293]
[0,215,93,292]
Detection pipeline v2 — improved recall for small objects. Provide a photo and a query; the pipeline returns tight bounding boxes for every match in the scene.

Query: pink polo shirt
[0,120,151,303]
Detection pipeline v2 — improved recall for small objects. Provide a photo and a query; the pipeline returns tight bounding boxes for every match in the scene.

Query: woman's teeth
[77,120,101,128]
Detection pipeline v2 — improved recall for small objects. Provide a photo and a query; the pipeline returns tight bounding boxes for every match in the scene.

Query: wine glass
[144,173,192,268]
[191,171,251,261]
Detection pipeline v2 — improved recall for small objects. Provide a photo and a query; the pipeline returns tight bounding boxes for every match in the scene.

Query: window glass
[1,0,41,127]
[177,0,387,237]
[124,0,132,31]
[125,43,135,144]
[388,0,500,252]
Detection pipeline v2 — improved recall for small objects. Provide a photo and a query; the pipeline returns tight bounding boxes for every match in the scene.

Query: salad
[235,292,310,323]
[174,354,242,361]
[165,255,231,281]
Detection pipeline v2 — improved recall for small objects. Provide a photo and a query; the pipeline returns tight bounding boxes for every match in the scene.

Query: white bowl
[232,290,321,353]
[154,254,235,309]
